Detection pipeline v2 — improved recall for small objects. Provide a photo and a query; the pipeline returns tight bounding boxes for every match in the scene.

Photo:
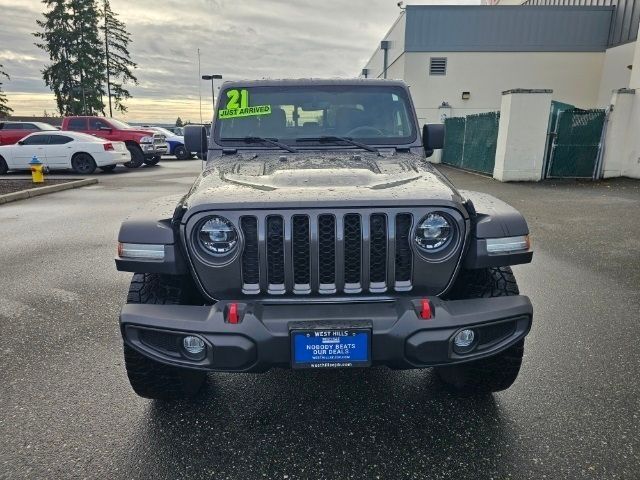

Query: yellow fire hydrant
[29,155,44,184]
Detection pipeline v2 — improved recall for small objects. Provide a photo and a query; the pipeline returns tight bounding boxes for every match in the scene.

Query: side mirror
[99,126,112,132]
[422,124,445,158]
[184,125,208,159]
[17,140,24,145]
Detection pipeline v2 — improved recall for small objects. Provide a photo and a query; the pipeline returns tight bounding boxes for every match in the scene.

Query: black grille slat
[267,216,285,285]
[344,214,362,285]
[240,217,259,286]
[318,215,336,285]
[395,214,412,283]
[369,214,387,284]
[239,211,416,295]
[292,216,310,285]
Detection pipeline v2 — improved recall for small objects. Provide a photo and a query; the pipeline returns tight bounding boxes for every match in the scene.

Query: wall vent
[429,57,447,76]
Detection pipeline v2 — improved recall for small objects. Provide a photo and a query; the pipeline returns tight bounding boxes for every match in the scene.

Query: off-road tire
[99,164,117,173]
[124,345,206,400]
[124,144,145,168]
[0,156,7,175]
[435,267,524,395]
[144,156,161,166]
[123,273,206,400]
[71,153,97,175]
[174,145,190,160]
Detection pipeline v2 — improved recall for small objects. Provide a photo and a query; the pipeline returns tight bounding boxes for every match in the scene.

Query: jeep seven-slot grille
[239,212,414,295]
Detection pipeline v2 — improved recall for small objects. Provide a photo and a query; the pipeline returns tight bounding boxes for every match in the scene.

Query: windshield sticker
[219,89,271,119]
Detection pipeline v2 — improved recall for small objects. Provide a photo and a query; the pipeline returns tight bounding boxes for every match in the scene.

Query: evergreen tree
[175,117,183,127]
[102,0,137,116]
[35,0,105,115]
[0,64,12,118]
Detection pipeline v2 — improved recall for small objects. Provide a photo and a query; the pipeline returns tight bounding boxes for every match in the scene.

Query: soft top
[218,78,408,89]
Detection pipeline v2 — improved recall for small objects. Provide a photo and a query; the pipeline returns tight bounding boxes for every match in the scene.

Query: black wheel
[174,145,189,160]
[0,156,7,175]
[124,144,144,168]
[99,164,117,173]
[435,267,524,395]
[71,153,97,174]
[124,273,206,400]
[144,156,161,166]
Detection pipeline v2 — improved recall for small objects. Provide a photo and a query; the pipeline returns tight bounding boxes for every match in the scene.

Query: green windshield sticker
[219,89,271,119]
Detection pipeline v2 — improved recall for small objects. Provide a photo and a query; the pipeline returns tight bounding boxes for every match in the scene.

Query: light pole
[201,74,223,118]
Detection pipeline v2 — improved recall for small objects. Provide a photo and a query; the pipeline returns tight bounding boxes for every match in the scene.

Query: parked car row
[0,131,130,175]
[0,118,196,175]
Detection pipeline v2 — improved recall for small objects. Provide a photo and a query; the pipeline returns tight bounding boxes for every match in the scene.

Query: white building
[362,2,639,125]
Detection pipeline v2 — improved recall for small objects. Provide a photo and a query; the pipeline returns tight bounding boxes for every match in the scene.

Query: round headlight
[198,216,238,255]
[415,213,452,251]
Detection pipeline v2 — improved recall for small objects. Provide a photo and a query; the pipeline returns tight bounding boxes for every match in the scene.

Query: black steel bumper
[120,295,533,372]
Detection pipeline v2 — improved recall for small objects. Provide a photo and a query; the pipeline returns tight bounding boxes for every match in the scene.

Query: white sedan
[0,131,131,175]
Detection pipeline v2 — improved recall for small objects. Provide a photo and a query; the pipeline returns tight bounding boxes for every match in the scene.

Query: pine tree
[175,117,183,127]
[35,0,105,115]
[0,64,12,118]
[102,0,137,116]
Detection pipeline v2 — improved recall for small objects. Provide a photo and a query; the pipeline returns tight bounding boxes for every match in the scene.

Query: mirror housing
[17,140,24,145]
[422,123,445,158]
[184,125,208,160]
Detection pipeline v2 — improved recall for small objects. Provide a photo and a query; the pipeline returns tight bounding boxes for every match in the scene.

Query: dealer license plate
[291,329,371,369]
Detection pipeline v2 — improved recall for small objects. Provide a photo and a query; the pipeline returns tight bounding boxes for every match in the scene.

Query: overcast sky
[0,0,479,123]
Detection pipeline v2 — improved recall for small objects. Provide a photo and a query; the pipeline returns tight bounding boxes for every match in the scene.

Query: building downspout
[381,41,390,79]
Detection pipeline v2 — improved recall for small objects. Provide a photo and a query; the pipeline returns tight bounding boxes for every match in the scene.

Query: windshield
[109,118,132,130]
[214,85,416,147]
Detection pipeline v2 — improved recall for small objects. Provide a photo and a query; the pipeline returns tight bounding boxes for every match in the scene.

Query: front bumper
[121,295,533,372]
[140,142,168,157]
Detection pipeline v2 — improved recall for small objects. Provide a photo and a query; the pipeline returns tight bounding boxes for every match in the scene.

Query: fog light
[454,329,475,348]
[183,336,206,358]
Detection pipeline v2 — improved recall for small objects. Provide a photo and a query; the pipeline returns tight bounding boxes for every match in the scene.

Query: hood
[127,128,160,137]
[183,151,464,213]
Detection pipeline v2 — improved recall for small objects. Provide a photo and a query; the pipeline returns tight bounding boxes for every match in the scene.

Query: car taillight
[103,143,114,151]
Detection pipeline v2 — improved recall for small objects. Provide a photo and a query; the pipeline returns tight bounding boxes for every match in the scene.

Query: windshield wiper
[222,136,298,153]
[296,136,379,154]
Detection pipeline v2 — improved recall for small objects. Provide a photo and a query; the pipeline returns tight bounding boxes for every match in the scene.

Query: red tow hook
[227,303,239,324]
[419,299,433,320]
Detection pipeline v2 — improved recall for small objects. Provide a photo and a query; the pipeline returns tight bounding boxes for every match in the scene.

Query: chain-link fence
[441,112,500,175]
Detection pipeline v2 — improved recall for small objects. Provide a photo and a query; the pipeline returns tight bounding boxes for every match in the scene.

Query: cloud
[0,0,479,122]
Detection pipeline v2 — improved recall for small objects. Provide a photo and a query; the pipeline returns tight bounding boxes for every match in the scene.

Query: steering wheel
[345,126,385,137]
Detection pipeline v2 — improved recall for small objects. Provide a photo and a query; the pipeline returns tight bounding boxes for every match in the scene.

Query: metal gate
[442,112,500,175]
[545,102,606,179]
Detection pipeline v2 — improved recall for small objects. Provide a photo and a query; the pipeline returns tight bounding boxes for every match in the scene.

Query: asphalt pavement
[1,159,639,479]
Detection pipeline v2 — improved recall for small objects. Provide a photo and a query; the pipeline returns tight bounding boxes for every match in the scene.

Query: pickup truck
[0,121,57,146]
[61,116,168,168]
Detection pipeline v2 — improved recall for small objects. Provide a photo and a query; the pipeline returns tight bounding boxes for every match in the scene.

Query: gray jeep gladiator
[115,79,533,400]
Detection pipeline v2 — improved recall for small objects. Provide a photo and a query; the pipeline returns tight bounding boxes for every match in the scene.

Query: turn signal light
[103,143,114,151]
[420,299,432,320]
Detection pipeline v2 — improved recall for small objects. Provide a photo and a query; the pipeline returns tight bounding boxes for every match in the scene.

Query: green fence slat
[460,111,500,175]
[441,117,465,168]
[441,112,499,175]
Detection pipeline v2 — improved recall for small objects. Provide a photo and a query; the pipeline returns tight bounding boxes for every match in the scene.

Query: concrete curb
[0,178,98,205]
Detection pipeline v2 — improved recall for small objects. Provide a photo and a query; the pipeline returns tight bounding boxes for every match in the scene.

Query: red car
[0,121,58,146]
[61,116,168,168]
